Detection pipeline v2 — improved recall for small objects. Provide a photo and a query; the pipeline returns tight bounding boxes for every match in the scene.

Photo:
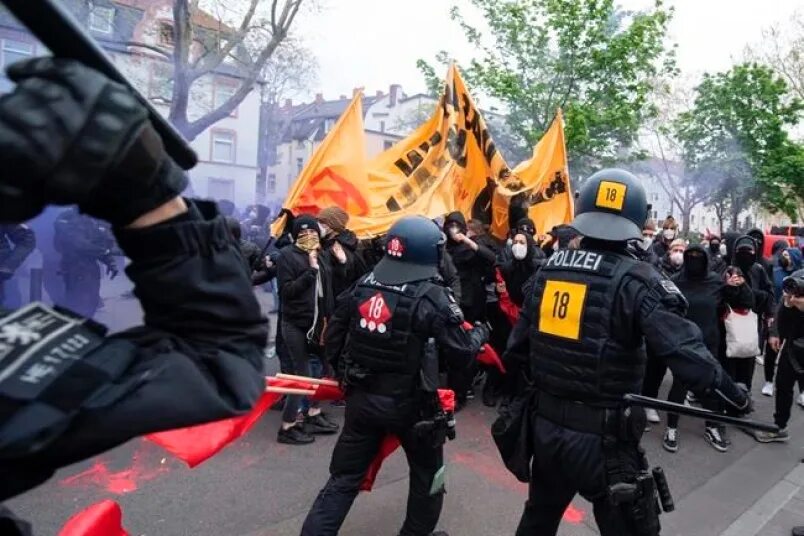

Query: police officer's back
[301,216,489,536]
[504,169,750,536]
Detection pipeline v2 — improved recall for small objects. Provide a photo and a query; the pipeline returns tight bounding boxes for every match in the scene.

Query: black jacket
[276,244,334,337]
[672,245,753,357]
[443,212,496,322]
[658,253,683,278]
[323,230,367,301]
[499,238,543,307]
[732,235,775,319]
[1,201,267,501]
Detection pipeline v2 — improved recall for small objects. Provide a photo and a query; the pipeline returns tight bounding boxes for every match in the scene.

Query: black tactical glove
[0,58,187,226]
[720,382,753,417]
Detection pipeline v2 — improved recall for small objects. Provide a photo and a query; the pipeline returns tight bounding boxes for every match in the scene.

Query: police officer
[504,169,751,536]
[0,58,266,530]
[301,216,489,536]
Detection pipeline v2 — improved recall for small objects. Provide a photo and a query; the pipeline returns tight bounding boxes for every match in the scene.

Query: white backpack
[723,306,761,358]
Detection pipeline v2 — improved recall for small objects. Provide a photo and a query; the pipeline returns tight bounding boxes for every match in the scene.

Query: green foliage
[675,63,804,222]
[419,0,676,173]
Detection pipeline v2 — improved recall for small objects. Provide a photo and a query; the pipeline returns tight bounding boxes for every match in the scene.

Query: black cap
[373,216,444,285]
[570,168,648,242]
[291,214,320,241]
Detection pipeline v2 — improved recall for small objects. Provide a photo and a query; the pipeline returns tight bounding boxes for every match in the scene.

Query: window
[652,210,658,220]
[89,6,115,34]
[268,173,277,193]
[213,78,237,116]
[296,157,304,174]
[210,130,236,163]
[149,62,173,102]
[384,140,394,150]
[207,178,234,201]
[691,215,696,225]
[0,39,34,92]
[380,120,386,132]
[297,140,305,150]
[158,21,174,46]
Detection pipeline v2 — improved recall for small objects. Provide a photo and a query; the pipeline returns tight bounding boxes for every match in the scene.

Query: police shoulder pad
[424,285,464,325]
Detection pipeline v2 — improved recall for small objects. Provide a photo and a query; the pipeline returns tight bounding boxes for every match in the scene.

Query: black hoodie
[499,235,543,307]
[322,229,367,300]
[672,245,753,356]
[732,234,775,318]
[748,228,774,279]
[444,211,496,321]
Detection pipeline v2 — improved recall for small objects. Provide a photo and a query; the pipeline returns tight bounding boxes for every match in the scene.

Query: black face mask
[735,250,755,268]
[685,255,707,277]
[709,241,720,254]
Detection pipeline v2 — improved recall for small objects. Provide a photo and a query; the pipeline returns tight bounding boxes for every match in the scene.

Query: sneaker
[304,413,339,435]
[704,426,729,452]
[762,382,774,397]
[646,409,661,423]
[277,425,314,445]
[662,428,679,453]
[755,354,764,366]
[755,428,789,443]
[797,393,804,408]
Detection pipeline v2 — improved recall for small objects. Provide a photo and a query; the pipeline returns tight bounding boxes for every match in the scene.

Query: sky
[293,0,802,103]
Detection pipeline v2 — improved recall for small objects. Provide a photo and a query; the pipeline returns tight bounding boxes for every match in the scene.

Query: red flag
[146,391,280,468]
[58,500,129,536]
[360,389,455,491]
[463,322,506,374]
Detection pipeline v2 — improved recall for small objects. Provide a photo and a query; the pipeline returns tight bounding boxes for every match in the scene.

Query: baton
[624,394,779,433]
[2,0,198,170]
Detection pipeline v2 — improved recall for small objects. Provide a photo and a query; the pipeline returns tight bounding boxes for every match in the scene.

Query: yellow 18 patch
[595,180,627,211]
[539,280,588,340]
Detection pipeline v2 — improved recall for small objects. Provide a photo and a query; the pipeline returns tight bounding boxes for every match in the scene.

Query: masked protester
[632,219,658,264]
[660,246,754,453]
[650,217,678,260]
[318,206,367,300]
[0,59,267,527]
[747,228,773,279]
[762,248,804,398]
[757,270,804,443]
[706,233,728,274]
[658,238,686,277]
[275,215,339,445]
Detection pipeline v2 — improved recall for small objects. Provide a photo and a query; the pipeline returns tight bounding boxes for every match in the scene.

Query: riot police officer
[504,169,751,536]
[0,58,266,531]
[301,216,489,536]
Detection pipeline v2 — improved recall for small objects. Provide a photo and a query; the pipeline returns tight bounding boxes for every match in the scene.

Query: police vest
[528,248,645,404]
[347,273,432,396]
[0,303,134,458]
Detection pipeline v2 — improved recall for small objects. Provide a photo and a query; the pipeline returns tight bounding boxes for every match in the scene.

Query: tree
[418,0,676,176]
[745,11,804,102]
[675,63,804,227]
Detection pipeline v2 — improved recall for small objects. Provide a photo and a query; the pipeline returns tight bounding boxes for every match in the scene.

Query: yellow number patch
[595,180,627,211]
[539,280,588,340]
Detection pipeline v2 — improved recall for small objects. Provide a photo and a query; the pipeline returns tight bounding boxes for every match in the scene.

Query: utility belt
[532,389,643,441]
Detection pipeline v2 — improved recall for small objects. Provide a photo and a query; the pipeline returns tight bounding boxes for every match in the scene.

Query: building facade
[0,0,262,208]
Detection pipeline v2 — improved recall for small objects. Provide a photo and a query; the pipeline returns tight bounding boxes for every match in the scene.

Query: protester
[442,212,495,407]
[706,232,728,274]
[633,219,659,264]
[663,246,754,453]
[651,216,678,260]
[658,238,686,276]
[762,247,804,398]
[498,232,543,309]
[747,228,773,279]
[225,217,262,276]
[318,206,366,300]
[276,215,339,444]
[756,270,804,443]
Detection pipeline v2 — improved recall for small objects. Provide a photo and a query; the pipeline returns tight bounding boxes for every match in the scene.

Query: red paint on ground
[59,445,170,495]
[563,504,585,524]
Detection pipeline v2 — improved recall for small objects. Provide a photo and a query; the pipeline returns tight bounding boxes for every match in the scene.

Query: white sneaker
[755,355,764,366]
[797,393,804,408]
[761,382,774,397]
[646,409,660,423]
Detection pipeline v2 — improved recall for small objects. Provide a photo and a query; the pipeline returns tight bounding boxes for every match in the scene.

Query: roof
[112,0,235,33]
[280,95,380,143]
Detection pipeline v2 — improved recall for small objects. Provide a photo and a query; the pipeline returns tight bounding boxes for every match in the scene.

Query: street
[6,279,804,536]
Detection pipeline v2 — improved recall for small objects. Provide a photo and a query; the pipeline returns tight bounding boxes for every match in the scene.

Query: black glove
[721,382,753,417]
[0,57,187,226]
[472,321,491,346]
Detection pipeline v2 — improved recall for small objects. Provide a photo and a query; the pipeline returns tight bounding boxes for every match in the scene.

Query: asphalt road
[5,279,804,535]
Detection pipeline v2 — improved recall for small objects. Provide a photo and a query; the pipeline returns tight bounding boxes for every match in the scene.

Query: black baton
[2,0,198,170]
[624,393,779,433]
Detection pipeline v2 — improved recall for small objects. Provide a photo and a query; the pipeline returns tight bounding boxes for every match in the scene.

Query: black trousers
[642,350,665,398]
[516,416,649,536]
[723,358,756,391]
[280,321,318,423]
[301,389,445,536]
[774,352,804,429]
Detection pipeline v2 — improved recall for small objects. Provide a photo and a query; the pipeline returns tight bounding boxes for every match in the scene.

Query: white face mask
[638,236,653,251]
[663,229,676,240]
[720,243,727,256]
[512,243,528,260]
[670,251,684,266]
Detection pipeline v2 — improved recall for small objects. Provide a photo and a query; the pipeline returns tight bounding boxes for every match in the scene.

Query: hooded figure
[499,232,543,307]
[318,206,366,300]
[658,238,686,277]
[773,247,803,302]
[732,234,775,319]
[672,245,753,357]
[705,233,727,274]
[443,211,496,322]
[747,228,773,279]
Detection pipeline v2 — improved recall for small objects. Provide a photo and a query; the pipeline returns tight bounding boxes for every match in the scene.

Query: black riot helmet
[570,168,648,242]
[373,216,445,285]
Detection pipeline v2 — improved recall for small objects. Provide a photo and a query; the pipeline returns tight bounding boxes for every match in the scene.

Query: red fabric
[462,321,506,374]
[495,268,521,325]
[58,500,128,536]
[146,390,280,468]
[360,389,456,491]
